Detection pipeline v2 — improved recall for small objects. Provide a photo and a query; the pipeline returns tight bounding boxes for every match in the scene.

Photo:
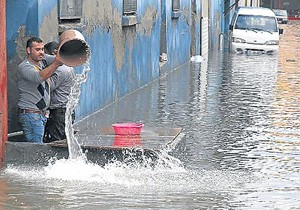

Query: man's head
[44,41,59,55]
[26,37,44,64]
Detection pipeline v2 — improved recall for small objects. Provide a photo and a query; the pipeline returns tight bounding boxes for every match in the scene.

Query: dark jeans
[44,108,75,143]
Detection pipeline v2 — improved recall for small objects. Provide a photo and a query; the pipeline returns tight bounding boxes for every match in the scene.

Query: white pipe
[8,131,23,138]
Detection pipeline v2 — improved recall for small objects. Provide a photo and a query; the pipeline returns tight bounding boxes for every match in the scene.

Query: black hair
[44,41,59,55]
[26,37,43,48]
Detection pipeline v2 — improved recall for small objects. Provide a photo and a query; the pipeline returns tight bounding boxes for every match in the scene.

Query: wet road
[1,22,300,209]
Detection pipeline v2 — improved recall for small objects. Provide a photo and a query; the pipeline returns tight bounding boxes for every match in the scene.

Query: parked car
[229,7,283,55]
[273,9,288,24]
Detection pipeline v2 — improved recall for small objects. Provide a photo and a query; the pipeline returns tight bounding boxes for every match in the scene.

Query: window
[172,0,180,11]
[171,0,181,19]
[122,0,138,27]
[59,0,82,23]
[123,0,137,15]
[235,15,278,32]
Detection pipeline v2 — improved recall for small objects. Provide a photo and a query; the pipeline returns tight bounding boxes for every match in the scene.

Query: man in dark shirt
[43,41,76,143]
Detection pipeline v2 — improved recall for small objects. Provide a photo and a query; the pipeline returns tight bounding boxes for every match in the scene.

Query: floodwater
[1,22,300,209]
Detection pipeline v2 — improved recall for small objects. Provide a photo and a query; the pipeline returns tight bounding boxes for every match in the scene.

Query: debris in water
[190,55,203,63]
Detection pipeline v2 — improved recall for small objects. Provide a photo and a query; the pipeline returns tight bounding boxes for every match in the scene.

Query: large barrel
[58,29,90,67]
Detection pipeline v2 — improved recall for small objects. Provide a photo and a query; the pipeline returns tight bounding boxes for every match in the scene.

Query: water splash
[3,134,187,184]
[62,58,186,172]
[65,62,90,160]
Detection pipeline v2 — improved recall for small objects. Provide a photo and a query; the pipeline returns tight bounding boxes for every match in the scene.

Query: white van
[229,7,283,54]
[273,9,288,24]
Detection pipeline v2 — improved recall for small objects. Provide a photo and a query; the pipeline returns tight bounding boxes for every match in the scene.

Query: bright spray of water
[65,62,90,160]
[4,133,190,186]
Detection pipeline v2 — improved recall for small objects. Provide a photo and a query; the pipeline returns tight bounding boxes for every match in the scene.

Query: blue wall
[164,0,192,70]
[76,0,161,119]
[209,0,224,50]
[6,0,38,58]
[6,0,206,132]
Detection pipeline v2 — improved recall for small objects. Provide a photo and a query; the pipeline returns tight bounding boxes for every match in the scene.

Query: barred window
[123,0,137,15]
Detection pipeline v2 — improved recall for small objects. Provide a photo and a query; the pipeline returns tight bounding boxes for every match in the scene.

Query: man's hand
[40,56,63,80]
[54,54,63,66]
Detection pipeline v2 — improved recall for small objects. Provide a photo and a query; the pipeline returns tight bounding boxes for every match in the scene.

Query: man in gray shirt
[18,37,62,143]
[43,41,75,143]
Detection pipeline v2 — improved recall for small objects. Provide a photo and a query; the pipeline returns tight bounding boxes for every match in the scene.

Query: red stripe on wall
[0,0,8,167]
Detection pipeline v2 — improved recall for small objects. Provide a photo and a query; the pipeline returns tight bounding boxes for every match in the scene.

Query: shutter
[59,0,82,20]
[123,0,137,15]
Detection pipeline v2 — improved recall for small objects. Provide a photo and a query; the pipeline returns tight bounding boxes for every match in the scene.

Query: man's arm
[39,55,62,80]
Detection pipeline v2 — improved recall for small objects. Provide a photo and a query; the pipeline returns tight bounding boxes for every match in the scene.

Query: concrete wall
[262,0,299,9]
[6,0,202,133]
[238,0,261,7]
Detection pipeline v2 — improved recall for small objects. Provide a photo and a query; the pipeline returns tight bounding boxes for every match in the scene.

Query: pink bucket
[112,123,144,135]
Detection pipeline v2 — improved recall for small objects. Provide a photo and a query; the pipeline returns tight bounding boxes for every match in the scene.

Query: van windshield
[235,15,278,32]
[273,10,287,16]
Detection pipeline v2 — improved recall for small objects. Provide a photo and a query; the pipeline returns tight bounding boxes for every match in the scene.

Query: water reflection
[113,135,142,147]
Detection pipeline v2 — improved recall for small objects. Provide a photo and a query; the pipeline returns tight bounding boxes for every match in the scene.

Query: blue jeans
[19,113,47,143]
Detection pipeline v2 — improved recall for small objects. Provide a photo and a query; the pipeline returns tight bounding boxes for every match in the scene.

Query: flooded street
[1,22,300,209]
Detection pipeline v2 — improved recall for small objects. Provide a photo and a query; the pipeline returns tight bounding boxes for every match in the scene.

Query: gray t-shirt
[49,65,75,109]
[17,54,55,111]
